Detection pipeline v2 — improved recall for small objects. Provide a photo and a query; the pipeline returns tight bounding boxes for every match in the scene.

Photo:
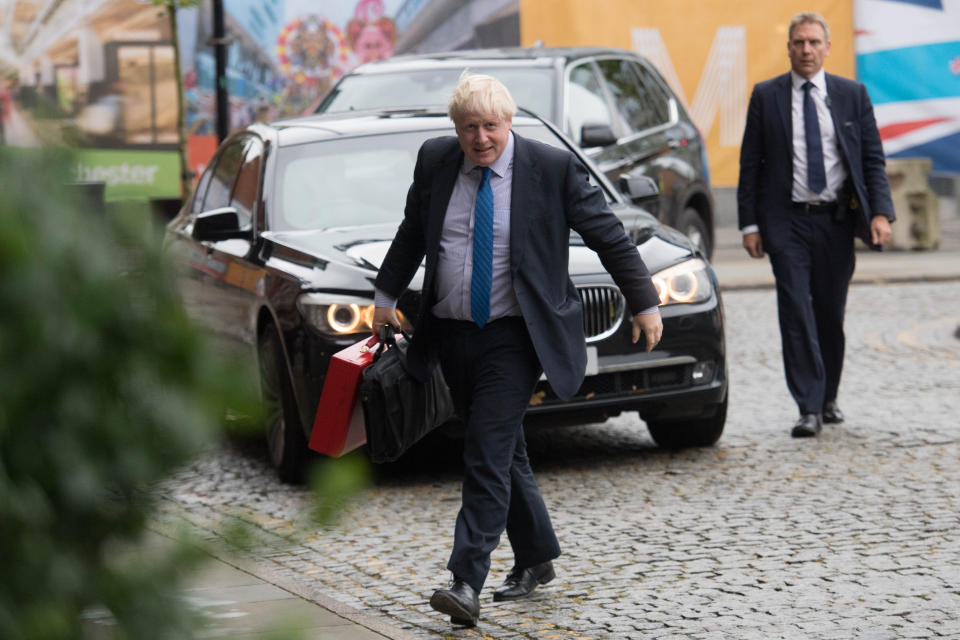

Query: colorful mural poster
[0,0,406,200]
[855,0,960,174]
[178,0,403,143]
[175,0,406,183]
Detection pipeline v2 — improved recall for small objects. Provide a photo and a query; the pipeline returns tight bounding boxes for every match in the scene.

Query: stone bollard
[885,157,939,250]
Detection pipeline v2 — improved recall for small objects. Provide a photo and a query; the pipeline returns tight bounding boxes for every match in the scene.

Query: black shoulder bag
[360,326,455,463]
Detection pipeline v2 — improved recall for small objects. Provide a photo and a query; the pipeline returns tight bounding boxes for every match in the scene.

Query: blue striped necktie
[803,81,827,194]
[471,167,493,327]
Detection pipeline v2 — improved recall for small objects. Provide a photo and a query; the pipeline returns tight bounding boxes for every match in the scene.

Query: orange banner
[520,1,854,186]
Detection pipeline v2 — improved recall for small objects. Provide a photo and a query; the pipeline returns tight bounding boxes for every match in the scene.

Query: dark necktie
[803,81,826,194]
[471,167,493,327]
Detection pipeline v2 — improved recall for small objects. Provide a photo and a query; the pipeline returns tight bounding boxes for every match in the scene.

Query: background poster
[520,0,855,187]
[18,2,952,198]
[855,0,960,174]
[0,0,518,199]
[179,0,404,141]
[0,0,406,199]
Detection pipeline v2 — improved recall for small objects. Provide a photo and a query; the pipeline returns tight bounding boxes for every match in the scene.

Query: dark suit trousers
[768,211,855,414]
[436,316,561,594]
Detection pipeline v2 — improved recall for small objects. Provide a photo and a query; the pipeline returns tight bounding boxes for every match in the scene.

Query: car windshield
[318,68,555,121]
[271,122,611,232]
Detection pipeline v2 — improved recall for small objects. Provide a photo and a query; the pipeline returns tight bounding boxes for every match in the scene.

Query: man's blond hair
[448,71,517,123]
[789,11,830,42]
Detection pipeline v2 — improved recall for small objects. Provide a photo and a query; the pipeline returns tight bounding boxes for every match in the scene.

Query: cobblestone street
[159,282,960,639]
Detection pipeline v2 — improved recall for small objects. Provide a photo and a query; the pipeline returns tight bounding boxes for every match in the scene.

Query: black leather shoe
[822,401,844,424]
[791,413,822,438]
[429,579,479,627]
[492,560,556,602]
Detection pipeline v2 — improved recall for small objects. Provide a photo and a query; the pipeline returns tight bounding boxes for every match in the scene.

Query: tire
[676,207,712,259]
[646,396,727,449]
[258,325,309,483]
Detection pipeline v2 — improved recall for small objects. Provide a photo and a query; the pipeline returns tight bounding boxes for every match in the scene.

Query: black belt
[792,201,838,214]
[435,315,524,332]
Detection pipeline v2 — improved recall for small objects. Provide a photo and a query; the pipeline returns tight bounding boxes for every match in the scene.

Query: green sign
[73,149,180,201]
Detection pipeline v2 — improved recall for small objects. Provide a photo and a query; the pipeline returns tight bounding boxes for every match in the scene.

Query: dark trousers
[768,212,855,415]
[436,316,561,594]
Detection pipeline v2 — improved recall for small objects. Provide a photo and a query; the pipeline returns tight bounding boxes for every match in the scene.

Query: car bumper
[525,295,726,426]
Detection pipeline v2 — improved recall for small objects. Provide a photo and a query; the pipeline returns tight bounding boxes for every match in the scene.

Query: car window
[597,58,670,134]
[319,68,555,120]
[230,138,263,231]
[567,62,620,143]
[273,122,615,231]
[597,58,655,135]
[190,164,214,214]
[631,62,671,128]
[201,139,246,212]
[274,132,426,231]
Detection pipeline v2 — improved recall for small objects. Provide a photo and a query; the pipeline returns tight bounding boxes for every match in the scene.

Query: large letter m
[632,26,746,146]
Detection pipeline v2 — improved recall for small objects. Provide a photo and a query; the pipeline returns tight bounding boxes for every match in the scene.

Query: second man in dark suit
[737,11,894,437]
[372,73,662,626]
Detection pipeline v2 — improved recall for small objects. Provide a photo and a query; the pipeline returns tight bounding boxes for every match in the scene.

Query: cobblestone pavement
[159,282,960,639]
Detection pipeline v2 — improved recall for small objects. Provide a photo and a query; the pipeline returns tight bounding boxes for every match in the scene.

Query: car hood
[262,214,697,292]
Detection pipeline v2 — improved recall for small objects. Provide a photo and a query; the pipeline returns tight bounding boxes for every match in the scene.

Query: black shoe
[492,560,556,602]
[429,579,479,627]
[822,401,844,424]
[791,413,822,438]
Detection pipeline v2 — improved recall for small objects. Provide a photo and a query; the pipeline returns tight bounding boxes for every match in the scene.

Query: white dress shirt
[376,132,658,317]
[374,132,520,320]
[743,69,849,236]
[790,69,847,204]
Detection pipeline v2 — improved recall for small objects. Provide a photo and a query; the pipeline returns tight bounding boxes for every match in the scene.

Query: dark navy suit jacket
[737,72,894,251]
[375,133,660,400]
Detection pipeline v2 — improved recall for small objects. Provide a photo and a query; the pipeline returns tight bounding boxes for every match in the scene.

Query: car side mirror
[618,174,660,201]
[192,207,250,241]
[580,123,617,148]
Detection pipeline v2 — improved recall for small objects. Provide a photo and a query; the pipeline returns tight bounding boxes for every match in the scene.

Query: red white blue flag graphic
[856,0,960,172]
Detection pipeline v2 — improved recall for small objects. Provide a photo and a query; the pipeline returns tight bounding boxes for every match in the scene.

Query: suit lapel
[509,133,539,272]
[824,73,851,165]
[775,73,793,154]
[426,141,462,256]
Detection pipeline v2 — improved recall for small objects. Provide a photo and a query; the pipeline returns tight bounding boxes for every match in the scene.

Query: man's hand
[743,231,764,258]
[371,306,400,336]
[632,310,663,352]
[871,215,892,246]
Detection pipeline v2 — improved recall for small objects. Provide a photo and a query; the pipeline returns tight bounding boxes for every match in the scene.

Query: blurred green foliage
[308,454,373,527]
[0,148,253,639]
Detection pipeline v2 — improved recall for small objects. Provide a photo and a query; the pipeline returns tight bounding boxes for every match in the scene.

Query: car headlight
[296,293,409,335]
[652,258,713,306]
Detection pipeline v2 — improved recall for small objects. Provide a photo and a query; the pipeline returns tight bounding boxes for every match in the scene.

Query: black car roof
[344,46,641,74]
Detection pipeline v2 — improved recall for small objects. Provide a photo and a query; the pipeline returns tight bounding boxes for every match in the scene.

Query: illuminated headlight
[652,259,713,306]
[297,293,406,335]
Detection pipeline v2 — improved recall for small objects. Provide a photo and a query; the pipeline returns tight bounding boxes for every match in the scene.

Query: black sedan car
[317,47,717,258]
[166,109,727,482]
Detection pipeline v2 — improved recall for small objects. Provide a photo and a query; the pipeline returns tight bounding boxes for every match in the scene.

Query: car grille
[529,363,691,408]
[578,285,626,343]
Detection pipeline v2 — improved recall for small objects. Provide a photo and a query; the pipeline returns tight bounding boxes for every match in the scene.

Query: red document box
[308,335,379,457]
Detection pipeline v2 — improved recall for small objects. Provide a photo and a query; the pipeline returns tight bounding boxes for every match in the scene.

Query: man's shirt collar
[791,69,827,93]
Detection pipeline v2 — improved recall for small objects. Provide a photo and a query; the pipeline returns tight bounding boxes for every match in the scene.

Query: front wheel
[258,325,309,483]
[646,396,727,449]
[676,207,712,259]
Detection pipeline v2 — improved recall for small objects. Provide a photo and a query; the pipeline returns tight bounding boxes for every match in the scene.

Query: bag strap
[372,325,396,363]
[372,325,414,362]
[378,324,397,347]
